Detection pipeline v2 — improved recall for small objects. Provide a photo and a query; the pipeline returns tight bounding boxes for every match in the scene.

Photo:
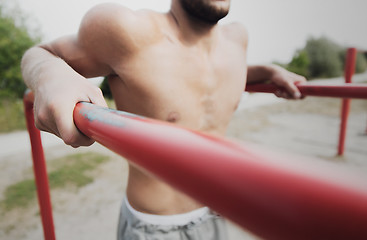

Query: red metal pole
[245,83,367,99]
[338,48,357,156]
[73,102,367,240]
[23,90,56,240]
[338,99,351,155]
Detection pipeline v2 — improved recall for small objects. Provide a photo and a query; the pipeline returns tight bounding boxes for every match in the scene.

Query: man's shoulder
[220,22,248,48]
[79,3,161,47]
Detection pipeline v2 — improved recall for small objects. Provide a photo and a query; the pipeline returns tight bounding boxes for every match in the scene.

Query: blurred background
[0,0,366,239]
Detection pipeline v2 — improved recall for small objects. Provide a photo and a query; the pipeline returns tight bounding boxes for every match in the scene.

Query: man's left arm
[247,65,307,99]
[229,22,306,99]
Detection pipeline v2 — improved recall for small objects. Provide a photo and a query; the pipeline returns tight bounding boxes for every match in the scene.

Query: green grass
[0,97,116,133]
[1,179,36,211]
[1,152,109,211]
[0,97,26,133]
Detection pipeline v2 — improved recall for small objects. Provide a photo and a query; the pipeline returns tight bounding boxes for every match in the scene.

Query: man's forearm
[246,65,276,84]
[21,47,71,92]
[247,64,306,99]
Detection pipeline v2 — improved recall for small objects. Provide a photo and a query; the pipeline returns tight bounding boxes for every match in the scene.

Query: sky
[4,0,367,64]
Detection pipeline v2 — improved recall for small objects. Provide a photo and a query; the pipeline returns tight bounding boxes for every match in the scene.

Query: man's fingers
[292,74,307,97]
[280,81,302,99]
[54,102,95,147]
[62,130,95,147]
[58,86,106,147]
[34,105,62,138]
[89,87,108,108]
[275,90,293,99]
[272,67,307,99]
[57,120,95,147]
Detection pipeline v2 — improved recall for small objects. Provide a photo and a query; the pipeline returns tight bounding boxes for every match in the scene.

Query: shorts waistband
[123,197,210,226]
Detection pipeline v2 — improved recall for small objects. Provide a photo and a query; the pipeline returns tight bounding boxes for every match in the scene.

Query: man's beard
[179,0,230,24]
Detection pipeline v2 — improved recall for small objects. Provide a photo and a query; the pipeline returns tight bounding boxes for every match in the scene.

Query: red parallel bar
[74,102,367,240]
[23,90,56,240]
[245,82,367,99]
[344,48,357,84]
[338,48,357,155]
[338,99,350,155]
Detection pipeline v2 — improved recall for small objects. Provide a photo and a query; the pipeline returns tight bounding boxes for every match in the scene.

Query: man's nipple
[166,111,180,123]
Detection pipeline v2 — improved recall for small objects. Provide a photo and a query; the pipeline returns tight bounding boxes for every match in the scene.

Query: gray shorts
[117,197,227,240]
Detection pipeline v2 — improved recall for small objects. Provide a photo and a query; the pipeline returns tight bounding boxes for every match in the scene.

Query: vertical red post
[337,48,357,156]
[23,91,56,240]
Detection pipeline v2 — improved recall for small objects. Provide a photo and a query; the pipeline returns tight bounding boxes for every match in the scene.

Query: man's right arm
[21,3,141,147]
[21,42,108,147]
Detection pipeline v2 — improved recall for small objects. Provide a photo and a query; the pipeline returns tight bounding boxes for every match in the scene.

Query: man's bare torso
[105,7,248,214]
[40,2,248,215]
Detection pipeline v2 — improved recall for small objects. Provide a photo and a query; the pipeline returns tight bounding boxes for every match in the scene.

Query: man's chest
[117,42,247,97]
[111,40,248,126]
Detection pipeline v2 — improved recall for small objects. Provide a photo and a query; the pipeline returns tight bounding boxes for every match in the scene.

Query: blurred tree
[283,36,367,80]
[304,36,343,79]
[0,4,40,98]
[354,52,367,74]
[286,50,309,78]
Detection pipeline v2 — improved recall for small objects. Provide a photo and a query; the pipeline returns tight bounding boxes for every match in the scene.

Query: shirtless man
[21,0,306,239]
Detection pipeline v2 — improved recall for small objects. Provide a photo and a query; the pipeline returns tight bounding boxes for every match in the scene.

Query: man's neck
[169,0,219,52]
